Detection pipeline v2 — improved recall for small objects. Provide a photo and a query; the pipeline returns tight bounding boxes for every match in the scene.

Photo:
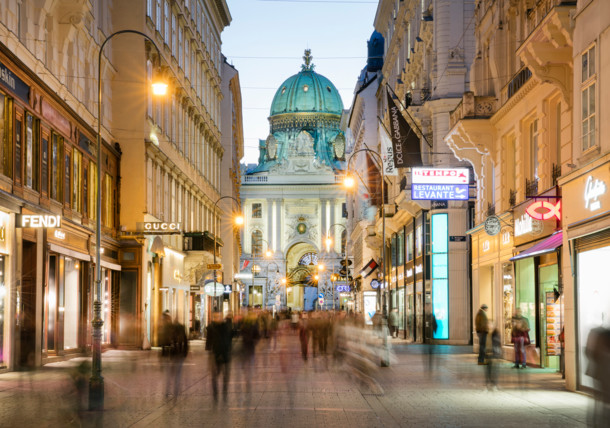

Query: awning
[510,231,563,261]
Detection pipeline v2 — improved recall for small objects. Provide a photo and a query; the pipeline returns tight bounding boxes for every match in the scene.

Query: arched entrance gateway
[285,244,319,311]
[240,50,350,312]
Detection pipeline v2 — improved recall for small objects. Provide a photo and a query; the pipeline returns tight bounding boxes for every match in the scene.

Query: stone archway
[285,242,318,311]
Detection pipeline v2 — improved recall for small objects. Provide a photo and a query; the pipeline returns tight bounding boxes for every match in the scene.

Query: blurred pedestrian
[165,320,189,398]
[206,312,233,404]
[511,308,530,368]
[585,326,610,426]
[485,326,501,391]
[240,312,260,393]
[159,310,172,355]
[475,304,489,365]
[299,313,310,361]
[388,309,399,338]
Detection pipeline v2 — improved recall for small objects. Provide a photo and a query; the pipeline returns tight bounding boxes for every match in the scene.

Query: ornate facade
[240,51,349,311]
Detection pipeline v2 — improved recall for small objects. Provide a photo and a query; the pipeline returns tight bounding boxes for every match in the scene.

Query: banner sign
[0,60,30,103]
[386,89,423,168]
[412,184,469,200]
[379,126,397,176]
[412,167,470,185]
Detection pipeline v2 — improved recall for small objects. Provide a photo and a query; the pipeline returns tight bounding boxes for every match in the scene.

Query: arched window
[341,230,347,256]
[251,230,263,257]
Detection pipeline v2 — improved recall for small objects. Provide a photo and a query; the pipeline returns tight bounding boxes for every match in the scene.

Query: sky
[222,0,379,165]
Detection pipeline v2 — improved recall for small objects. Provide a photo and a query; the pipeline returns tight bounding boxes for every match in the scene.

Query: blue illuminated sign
[431,213,449,340]
[411,183,469,200]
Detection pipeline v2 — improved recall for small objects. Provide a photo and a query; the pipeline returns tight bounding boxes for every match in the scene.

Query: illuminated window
[72,150,82,213]
[50,133,63,201]
[103,173,113,228]
[581,45,596,151]
[89,161,97,220]
[251,230,263,257]
[252,203,262,218]
[0,92,13,178]
[25,113,39,191]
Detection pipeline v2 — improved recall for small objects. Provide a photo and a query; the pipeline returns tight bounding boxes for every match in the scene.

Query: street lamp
[213,195,244,312]
[91,30,167,411]
[326,223,350,311]
[345,148,390,366]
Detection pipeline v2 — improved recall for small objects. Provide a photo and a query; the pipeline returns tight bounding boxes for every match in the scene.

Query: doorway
[19,240,37,368]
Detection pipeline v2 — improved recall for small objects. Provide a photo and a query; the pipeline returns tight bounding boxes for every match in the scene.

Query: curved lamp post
[345,148,390,366]
[326,223,349,311]
[92,30,167,410]
[213,195,244,312]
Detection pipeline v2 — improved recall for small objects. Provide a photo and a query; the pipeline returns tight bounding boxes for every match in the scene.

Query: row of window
[390,225,424,268]
[0,91,115,227]
[146,157,219,234]
[146,73,220,189]
[147,0,222,125]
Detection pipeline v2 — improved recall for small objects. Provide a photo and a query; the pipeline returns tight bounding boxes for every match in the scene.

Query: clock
[298,252,318,266]
[484,215,501,236]
[297,222,307,234]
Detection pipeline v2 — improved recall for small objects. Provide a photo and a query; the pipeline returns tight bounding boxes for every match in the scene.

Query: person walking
[165,320,189,398]
[206,312,233,404]
[485,326,501,390]
[475,304,489,365]
[388,309,399,338]
[511,309,530,368]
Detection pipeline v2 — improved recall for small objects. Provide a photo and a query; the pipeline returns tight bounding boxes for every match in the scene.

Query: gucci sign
[136,222,181,234]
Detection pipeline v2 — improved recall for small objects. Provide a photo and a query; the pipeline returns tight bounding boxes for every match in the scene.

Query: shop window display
[502,262,515,345]
[0,255,5,366]
[515,258,536,345]
[577,246,610,389]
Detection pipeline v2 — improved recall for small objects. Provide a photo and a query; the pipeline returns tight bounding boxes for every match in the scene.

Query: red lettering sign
[525,200,561,221]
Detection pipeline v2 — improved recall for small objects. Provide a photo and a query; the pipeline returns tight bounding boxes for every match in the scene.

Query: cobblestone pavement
[0,333,592,428]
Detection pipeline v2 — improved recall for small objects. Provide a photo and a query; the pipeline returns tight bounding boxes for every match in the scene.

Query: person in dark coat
[240,312,260,393]
[511,309,530,368]
[165,321,189,398]
[475,304,489,365]
[207,312,233,403]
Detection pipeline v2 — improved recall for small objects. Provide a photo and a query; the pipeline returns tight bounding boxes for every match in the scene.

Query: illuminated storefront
[509,187,562,368]
[0,211,11,370]
[560,155,610,391]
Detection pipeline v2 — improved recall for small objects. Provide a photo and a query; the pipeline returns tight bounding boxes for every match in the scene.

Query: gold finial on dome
[301,49,315,71]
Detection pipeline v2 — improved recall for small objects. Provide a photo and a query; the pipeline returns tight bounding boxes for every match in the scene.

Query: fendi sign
[136,222,181,234]
[16,214,61,228]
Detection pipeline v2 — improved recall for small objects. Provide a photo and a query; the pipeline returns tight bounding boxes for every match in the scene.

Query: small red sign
[525,200,561,221]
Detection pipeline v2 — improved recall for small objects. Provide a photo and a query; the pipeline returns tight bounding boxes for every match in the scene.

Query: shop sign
[501,231,511,246]
[203,282,224,296]
[584,176,606,211]
[136,222,181,233]
[190,285,201,291]
[54,230,66,240]
[406,268,413,278]
[411,183,469,200]
[16,214,61,228]
[484,215,501,236]
[223,284,232,294]
[234,273,253,279]
[415,264,423,275]
[370,279,380,289]
[336,285,351,292]
[207,263,223,270]
[526,200,561,221]
[482,240,490,252]
[0,59,30,103]
[412,167,469,184]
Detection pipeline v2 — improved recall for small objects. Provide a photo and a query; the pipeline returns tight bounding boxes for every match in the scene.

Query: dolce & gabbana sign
[136,222,182,234]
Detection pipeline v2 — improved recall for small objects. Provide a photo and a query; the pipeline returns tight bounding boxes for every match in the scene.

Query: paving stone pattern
[0,334,592,427]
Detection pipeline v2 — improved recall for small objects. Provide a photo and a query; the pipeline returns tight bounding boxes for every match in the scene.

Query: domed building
[240,50,350,311]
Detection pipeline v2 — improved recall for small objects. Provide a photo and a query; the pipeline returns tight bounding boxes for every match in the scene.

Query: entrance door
[20,241,37,368]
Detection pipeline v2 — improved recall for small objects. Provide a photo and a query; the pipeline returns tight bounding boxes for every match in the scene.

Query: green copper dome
[270,51,343,116]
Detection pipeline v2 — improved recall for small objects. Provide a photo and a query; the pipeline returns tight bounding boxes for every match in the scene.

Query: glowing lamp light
[318,264,325,271]
[265,249,273,258]
[314,275,319,281]
[151,81,168,96]
[344,176,356,189]
[281,278,287,284]
[525,200,561,221]
[234,215,245,226]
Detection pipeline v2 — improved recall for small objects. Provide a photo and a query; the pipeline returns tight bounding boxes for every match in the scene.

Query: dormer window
[303,85,309,92]
[326,86,331,93]
[281,87,286,94]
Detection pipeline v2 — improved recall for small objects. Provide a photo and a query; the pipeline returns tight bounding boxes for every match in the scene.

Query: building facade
[446,0,575,372]
[559,0,610,393]
[0,1,121,370]
[358,0,475,344]
[113,0,232,347]
[240,51,348,312]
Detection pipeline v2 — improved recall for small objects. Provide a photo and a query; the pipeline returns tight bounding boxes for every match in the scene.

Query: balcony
[516,2,575,105]
[449,92,497,129]
[526,178,539,197]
